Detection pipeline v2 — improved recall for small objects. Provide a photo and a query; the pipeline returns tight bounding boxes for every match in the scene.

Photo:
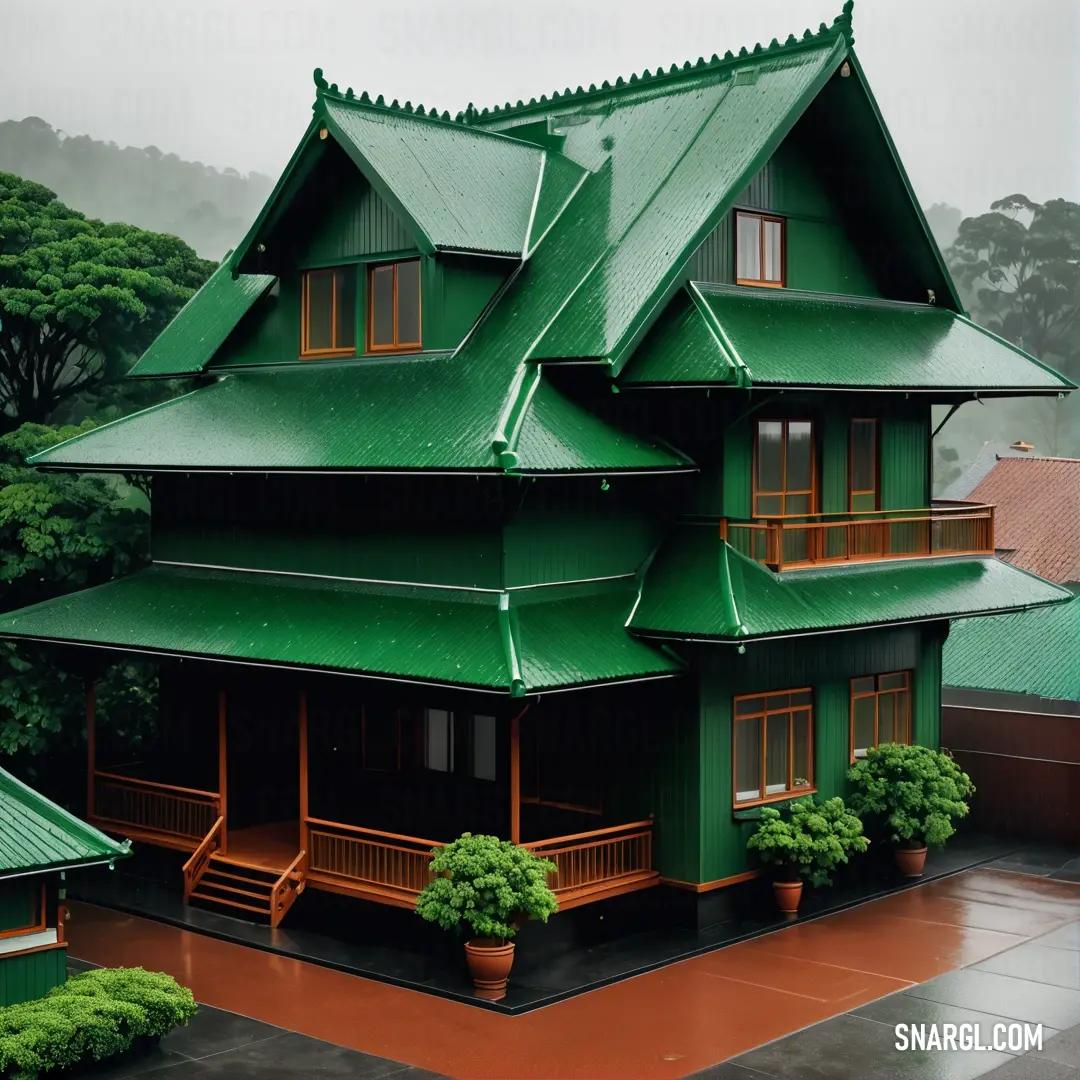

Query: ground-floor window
[850,671,912,760]
[733,690,814,806]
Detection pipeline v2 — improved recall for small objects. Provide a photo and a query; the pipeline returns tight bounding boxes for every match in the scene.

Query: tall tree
[0,173,214,431]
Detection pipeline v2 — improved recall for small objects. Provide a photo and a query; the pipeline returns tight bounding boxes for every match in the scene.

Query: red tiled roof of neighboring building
[968,456,1080,583]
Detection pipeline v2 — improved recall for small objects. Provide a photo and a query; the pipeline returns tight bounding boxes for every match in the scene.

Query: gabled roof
[940,443,1045,501]
[620,286,1075,393]
[29,363,692,475]
[967,457,1080,583]
[944,589,1080,703]
[0,768,129,877]
[0,565,683,696]
[629,525,1072,641]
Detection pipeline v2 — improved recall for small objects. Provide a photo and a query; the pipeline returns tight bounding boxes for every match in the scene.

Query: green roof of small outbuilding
[0,768,129,877]
[630,525,1073,641]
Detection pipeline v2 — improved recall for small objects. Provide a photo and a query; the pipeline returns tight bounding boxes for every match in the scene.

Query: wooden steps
[189,855,282,923]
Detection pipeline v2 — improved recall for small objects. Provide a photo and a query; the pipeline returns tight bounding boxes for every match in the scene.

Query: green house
[1,3,1073,929]
[0,768,129,1005]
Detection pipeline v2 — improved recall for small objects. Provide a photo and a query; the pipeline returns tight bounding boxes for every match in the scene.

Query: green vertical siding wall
[424,255,512,352]
[653,625,939,885]
[0,946,66,1006]
[299,182,416,265]
[721,417,752,518]
[880,412,931,510]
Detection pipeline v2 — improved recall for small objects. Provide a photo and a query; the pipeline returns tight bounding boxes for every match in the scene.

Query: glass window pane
[852,676,876,694]
[879,672,908,691]
[334,266,356,350]
[786,422,813,492]
[764,219,783,282]
[472,714,497,781]
[765,694,790,712]
[851,420,876,495]
[735,696,765,717]
[757,421,784,494]
[852,695,876,756]
[423,708,453,772]
[370,266,395,346]
[790,691,813,706]
[396,260,421,346]
[793,709,812,788]
[306,272,333,352]
[896,690,911,743]
[785,493,811,516]
[363,707,399,771]
[756,494,782,517]
[878,694,896,745]
[765,714,790,793]
[735,717,761,802]
[737,213,762,280]
[850,492,877,513]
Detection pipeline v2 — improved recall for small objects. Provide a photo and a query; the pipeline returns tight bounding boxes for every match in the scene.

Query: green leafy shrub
[0,967,196,1080]
[747,797,870,887]
[415,833,558,941]
[847,743,975,849]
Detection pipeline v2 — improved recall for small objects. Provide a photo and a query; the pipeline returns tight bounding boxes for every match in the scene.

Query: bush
[847,743,975,849]
[415,833,558,941]
[0,967,196,1080]
[747,796,870,887]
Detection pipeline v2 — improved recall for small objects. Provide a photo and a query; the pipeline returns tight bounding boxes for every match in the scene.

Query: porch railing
[269,849,308,929]
[722,504,995,571]
[525,820,654,901]
[182,816,224,900]
[92,771,221,847]
[305,817,438,896]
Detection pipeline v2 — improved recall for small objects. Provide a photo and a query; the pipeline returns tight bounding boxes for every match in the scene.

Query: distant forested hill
[0,117,273,259]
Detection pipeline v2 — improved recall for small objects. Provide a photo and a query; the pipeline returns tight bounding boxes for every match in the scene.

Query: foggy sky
[2,0,1078,216]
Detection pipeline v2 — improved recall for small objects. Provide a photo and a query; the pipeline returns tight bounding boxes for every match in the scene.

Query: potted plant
[848,743,975,877]
[746,796,869,917]
[415,833,558,998]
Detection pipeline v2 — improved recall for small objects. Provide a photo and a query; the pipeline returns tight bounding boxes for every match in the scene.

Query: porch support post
[218,689,228,855]
[509,711,521,845]
[299,690,309,854]
[85,680,96,820]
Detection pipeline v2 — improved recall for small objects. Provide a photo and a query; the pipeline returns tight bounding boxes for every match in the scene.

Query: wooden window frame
[0,884,45,940]
[360,706,403,772]
[735,210,786,288]
[753,419,817,518]
[849,418,880,512]
[300,267,357,359]
[732,689,816,809]
[367,259,422,354]
[849,671,912,762]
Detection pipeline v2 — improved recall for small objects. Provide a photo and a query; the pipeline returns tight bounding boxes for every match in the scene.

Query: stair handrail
[269,848,307,929]
[182,816,224,902]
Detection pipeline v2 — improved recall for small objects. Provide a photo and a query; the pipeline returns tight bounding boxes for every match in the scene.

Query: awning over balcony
[0,565,682,695]
[629,525,1072,641]
[619,285,1075,394]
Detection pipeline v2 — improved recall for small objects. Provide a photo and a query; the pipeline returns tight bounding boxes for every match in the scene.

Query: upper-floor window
[736,211,785,287]
[850,672,911,760]
[369,259,422,352]
[733,689,814,806]
[301,266,357,358]
[850,419,879,512]
[755,420,815,517]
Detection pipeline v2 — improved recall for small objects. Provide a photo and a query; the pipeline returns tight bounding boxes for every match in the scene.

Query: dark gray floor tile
[852,994,1060,1056]
[1036,1024,1080,1070]
[979,1055,1077,1079]
[731,1014,1010,1080]
[974,944,1080,990]
[906,969,1080,1031]
[1036,923,1080,953]
[78,1042,191,1079]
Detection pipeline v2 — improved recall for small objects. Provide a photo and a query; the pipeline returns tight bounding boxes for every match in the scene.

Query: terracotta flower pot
[773,879,803,919]
[894,845,928,877]
[464,938,516,1000]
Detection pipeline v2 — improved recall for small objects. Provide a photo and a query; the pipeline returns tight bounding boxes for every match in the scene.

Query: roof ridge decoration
[311,3,854,130]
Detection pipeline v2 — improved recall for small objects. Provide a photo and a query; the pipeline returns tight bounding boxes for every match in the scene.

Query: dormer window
[368,259,422,353]
[736,211,785,288]
[301,267,357,357]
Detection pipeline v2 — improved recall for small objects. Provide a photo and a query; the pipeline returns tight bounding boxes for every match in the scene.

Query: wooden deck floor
[223,821,300,872]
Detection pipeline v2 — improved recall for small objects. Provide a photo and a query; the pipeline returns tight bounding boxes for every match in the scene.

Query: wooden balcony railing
[722,504,995,571]
[92,771,221,850]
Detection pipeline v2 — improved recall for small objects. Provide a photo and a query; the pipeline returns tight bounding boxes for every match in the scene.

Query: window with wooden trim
[301,266,357,357]
[736,211,785,287]
[733,690,814,806]
[754,420,815,517]
[368,259,422,352]
[849,419,879,512]
[850,672,911,760]
[0,883,44,939]
[361,706,402,771]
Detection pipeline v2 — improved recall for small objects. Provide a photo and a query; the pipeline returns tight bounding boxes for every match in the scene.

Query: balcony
[722,504,995,572]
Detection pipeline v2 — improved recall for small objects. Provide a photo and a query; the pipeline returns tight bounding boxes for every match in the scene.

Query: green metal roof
[943,591,1080,702]
[127,262,276,378]
[29,363,691,475]
[0,768,129,877]
[0,566,682,695]
[630,525,1073,641]
[620,286,1075,393]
